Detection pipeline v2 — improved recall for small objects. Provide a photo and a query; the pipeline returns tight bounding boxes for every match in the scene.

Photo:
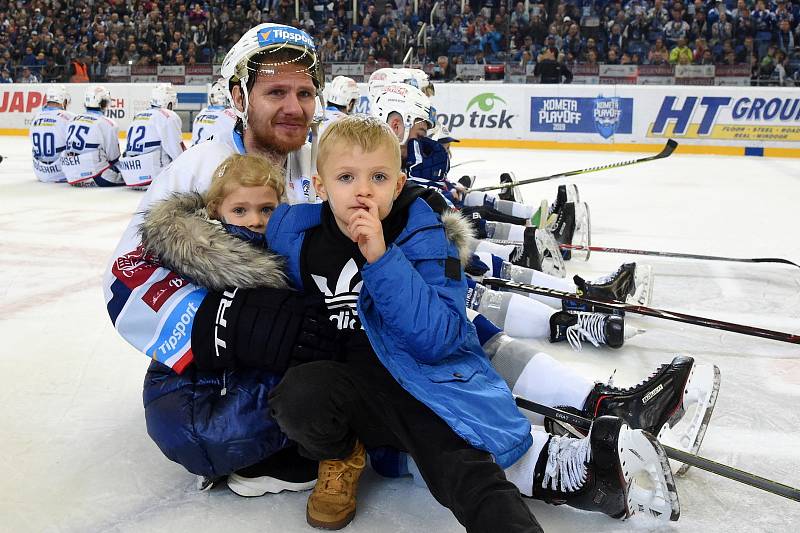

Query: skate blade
[536,229,567,278]
[619,427,681,522]
[659,364,721,476]
[570,201,591,262]
[628,264,654,306]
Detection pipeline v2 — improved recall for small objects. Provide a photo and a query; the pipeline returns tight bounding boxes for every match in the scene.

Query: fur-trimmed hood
[139,192,476,292]
[139,192,288,292]
[441,208,476,266]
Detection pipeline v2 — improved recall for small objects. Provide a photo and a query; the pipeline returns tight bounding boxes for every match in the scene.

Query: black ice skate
[547,355,721,478]
[551,202,576,260]
[532,415,680,521]
[574,263,637,302]
[498,172,522,202]
[549,310,624,350]
[511,227,566,278]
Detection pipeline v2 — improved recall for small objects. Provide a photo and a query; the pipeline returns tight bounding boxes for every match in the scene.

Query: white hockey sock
[525,269,575,308]
[511,352,594,425]
[475,240,516,261]
[505,428,550,497]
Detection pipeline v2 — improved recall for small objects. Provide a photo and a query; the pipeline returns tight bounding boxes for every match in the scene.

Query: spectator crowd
[1,0,799,85]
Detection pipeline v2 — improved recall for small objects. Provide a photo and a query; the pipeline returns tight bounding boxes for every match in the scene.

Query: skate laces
[542,433,591,493]
[566,312,607,351]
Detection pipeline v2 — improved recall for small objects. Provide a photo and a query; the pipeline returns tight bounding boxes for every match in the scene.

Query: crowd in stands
[1,0,799,85]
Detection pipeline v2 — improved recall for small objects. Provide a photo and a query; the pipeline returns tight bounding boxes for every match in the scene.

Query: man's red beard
[249,120,309,157]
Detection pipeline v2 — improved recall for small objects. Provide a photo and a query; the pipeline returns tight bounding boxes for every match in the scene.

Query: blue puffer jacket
[143,360,288,477]
[267,198,532,468]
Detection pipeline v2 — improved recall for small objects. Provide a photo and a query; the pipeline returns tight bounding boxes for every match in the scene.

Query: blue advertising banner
[530,96,634,138]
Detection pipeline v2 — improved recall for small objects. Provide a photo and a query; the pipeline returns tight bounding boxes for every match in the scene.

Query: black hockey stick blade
[482,277,800,345]
[470,139,678,193]
[560,244,800,269]
[514,397,800,503]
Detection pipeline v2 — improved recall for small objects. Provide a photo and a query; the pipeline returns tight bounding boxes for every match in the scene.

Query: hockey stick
[560,244,800,268]
[450,159,486,169]
[514,397,800,503]
[482,277,800,345]
[469,139,678,193]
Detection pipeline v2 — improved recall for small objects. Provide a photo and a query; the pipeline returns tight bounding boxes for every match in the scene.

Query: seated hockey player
[319,75,360,136]
[29,85,73,183]
[61,84,123,187]
[118,84,185,189]
[191,79,237,146]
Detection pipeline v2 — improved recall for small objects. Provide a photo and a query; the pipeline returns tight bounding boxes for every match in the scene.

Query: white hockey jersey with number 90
[29,106,74,182]
[119,108,184,187]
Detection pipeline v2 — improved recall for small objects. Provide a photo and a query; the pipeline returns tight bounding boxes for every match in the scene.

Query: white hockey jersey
[29,105,74,182]
[118,107,185,187]
[61,110,123,186]
[191,105,238,146]
[318,106,348,136]
[103,128,315,371]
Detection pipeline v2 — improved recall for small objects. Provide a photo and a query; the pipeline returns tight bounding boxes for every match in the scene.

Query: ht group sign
[530,96,633,138]
[648,94,800,142]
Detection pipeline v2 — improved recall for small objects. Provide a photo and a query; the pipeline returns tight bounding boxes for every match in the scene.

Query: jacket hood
[139,192,288,292]
[441,209,475,266]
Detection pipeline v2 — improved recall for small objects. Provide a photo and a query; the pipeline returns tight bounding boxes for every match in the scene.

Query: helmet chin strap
[239,79,251,130]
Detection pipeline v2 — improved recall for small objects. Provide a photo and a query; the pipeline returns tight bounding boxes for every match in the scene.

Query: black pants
[269,360,542,533]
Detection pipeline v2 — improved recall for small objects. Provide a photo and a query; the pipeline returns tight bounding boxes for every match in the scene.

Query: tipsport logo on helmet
[257,27,315,49]
[437,92,515,131]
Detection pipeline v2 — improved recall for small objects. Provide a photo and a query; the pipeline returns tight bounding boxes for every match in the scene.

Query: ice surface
[1,136,799,532]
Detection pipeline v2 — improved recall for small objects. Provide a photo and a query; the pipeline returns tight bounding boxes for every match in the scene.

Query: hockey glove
[191,287,340,373]
[406,136,451,187]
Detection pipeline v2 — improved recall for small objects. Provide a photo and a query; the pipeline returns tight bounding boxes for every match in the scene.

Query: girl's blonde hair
[205,153,286,219]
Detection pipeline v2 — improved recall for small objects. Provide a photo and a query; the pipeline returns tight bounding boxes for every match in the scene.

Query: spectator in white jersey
[118,84,185,189]
[318,75,360,135]
[61,85,124,187]
[191,79,237,146]
[29,85,73,183]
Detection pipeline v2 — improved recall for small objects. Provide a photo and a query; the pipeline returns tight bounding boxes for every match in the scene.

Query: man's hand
[347,197,386,263]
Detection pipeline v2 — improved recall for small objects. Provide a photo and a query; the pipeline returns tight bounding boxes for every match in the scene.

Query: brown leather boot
[306,440,367,530]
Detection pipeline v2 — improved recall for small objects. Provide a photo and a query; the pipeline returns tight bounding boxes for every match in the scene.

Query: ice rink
[2,134,799,532]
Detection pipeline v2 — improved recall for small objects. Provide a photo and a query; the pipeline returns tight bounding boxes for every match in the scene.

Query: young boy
[265,115,679,530]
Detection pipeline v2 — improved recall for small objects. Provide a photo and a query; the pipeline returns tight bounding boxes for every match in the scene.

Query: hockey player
[29,85,73,183]
[318,75,359,135]
[61,85,123,187]
[104,22,332,497]
[118,84,185,189]
[190,79,237,146]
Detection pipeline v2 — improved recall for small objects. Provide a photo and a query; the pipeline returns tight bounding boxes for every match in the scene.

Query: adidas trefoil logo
[312,258,363,331]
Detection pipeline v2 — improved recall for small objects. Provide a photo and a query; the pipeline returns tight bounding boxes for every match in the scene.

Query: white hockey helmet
[325,75,359,109]
[372,83,434,145]
[150,83,177,109]
[367,67,406,107]
[208,79,228,106]
[44,84,70,107]
[220,23,324,127]
[84,85,110,109]
[400,68,435,97]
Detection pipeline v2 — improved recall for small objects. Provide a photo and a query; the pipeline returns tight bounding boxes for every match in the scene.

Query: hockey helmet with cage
[372,83,434,145]
[208,79,228,106]
[84,85,110,109]
[325,75,359,109]
[150,83,178,109]
[400,68,435,97]
[44,84,70,107]
[220,23,324,128]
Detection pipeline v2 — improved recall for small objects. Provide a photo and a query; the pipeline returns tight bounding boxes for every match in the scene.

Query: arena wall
[3,83,799,157]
